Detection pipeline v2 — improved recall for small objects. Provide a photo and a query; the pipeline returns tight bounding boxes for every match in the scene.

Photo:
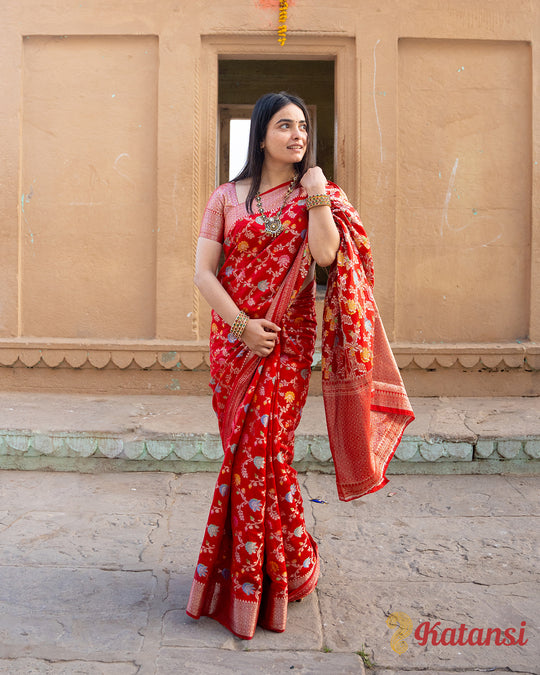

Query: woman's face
[262,103,308,167]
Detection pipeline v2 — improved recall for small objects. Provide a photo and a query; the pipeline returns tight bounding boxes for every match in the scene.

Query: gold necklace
[255,174,298,237]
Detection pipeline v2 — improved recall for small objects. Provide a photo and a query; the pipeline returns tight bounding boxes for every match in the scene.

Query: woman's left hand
[300,167,327,195]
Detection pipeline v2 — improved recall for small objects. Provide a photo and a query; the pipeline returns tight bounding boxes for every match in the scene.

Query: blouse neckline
[231,180,293,207]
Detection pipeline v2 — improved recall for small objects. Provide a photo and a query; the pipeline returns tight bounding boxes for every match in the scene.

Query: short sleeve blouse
[199,183,238,244]
[199,180,349,244]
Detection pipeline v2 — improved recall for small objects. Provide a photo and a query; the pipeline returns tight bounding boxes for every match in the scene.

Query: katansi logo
[386,612,528,654]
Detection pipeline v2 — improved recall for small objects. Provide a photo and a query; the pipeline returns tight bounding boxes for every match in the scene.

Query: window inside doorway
[229,119,251,179]
[218,104,253,183]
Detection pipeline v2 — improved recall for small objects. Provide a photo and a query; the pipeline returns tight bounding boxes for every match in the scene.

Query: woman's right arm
[194,237,281,357]
[194,238,240,328]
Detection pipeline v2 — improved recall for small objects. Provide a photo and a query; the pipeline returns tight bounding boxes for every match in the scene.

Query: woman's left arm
[300,167,340,267]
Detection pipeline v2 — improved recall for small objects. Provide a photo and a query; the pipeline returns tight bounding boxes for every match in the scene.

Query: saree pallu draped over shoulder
[186,181,414,640]
[321,185,414,500]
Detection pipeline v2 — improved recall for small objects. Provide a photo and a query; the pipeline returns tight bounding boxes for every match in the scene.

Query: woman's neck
[259,164,296,193]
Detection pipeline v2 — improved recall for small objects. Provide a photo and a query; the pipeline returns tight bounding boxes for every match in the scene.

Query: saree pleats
[186,284,319,639]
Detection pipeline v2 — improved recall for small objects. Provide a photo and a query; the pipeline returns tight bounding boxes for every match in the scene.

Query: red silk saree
[186,180,414,639]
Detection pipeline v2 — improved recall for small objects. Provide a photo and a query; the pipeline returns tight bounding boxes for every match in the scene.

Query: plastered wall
[0,0,538,395]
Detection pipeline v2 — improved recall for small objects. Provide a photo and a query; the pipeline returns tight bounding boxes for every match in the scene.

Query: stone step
[0,393,538,474]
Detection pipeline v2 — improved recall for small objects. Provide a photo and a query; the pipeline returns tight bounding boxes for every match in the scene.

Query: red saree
[186,180,414,639]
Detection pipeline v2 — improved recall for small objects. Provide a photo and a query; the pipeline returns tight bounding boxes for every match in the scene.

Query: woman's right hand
[242,319,281,357]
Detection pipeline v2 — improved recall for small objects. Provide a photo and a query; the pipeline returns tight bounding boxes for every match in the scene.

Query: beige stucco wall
[0,0,538,395]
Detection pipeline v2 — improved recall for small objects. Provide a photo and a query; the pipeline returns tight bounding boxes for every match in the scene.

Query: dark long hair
[232,91,314,213]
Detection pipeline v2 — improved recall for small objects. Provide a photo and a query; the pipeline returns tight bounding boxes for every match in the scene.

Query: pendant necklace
[255,173,298,237]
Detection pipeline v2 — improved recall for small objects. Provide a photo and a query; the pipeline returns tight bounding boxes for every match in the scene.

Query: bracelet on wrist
[306,194,331,210]
[230,310,249,339]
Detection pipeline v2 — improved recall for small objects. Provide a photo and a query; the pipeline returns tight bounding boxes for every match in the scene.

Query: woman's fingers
[300,166,327,193]
[241,318,281,357]
[260,319,281,333]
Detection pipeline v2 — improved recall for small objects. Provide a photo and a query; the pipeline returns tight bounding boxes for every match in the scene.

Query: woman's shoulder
[212,181,237,196]
[205,181,237,207]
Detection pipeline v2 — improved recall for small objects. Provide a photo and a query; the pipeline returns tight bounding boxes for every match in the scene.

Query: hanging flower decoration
[278,0,288,46]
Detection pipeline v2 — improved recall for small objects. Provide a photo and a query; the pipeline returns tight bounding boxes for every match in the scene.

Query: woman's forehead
[270,103,305,123]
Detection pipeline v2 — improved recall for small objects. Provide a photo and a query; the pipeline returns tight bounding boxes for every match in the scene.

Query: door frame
[196,33,357,213]
[192,34,357,340]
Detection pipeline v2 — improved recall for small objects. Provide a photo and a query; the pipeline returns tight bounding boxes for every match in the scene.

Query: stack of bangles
[306,194,331,210]
[231,310,249,339]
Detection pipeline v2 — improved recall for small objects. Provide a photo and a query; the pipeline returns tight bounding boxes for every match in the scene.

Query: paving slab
[0,471,173,513]
[302,475,538,590]
[0,661,139,674]
[0,511,160,569]
[158,473,214,572]
[156,648,365,674]
[0,393,220,436]
[0,566,156,661]
[406,397,476,442]
[302,473,539,518]
[163,577,324,652]
[301,474,539,673]
[459,397,540,438]
[0,393,538,441]
[315,515,537,585]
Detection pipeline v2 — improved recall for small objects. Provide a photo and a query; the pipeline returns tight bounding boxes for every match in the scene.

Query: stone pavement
[0,470,538,675]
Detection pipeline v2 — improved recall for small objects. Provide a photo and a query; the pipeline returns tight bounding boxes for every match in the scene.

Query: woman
[186,92,414,640]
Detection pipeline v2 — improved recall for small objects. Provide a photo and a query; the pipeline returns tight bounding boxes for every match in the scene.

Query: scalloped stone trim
[393,343,540,371]
[0,349,209,371]
[0,342,537,372]
[0,432,538,465]
[395,438,540,462]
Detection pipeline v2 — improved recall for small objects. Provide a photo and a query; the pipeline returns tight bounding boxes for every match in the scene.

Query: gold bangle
[306,194,331,210]
[230,311,249,339]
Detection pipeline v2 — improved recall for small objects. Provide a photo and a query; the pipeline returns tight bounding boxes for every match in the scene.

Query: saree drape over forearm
[186,181,414,640]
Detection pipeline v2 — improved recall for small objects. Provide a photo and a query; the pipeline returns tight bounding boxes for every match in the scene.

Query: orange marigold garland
[278,0,288,46]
